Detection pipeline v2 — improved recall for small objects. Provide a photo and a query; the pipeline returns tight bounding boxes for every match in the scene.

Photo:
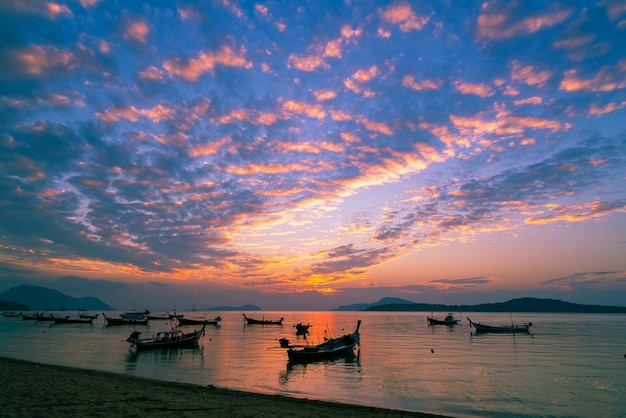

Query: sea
[1,311,624,418]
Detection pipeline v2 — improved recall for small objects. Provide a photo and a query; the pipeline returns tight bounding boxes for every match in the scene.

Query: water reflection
[280,349,362,385]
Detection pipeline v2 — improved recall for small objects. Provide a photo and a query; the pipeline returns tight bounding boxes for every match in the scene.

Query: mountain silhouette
[0,285,113,310]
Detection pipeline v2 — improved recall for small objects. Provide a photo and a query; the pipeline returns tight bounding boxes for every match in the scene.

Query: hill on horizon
[0,285,114,311]
[333,296,415,311]
[354,297,626,313]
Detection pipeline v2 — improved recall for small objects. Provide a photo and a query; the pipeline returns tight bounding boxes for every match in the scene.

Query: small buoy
[431,349,434,353]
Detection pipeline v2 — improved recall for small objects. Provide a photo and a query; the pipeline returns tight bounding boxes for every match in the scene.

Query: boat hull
[467,317,530,333]
[243,314,283,325]
[128,325,205,351]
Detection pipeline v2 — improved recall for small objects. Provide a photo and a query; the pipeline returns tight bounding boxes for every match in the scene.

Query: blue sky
[0,0,625,310]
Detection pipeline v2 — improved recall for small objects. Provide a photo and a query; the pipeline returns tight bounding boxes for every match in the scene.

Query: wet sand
[0,357,452,417]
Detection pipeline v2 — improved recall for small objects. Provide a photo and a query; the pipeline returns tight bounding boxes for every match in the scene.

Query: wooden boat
[121,311,148,320]
[126,323,206,351]
[177,316,221,326]
[287,320,361,362]
[294,323,311,334]
[467,317,532,333]
[243,313,283,325]
[20,312,56,321]
[427,313,460,326]
[79,311,99,319]
[146,313,170,320]
[103,313,149,325]
[53,316,93,324]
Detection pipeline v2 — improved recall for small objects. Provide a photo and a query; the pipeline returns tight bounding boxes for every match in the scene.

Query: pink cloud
[17,45,75,75]
[138,66,165,81]
[402,75,442,90]
[559,66,626,92]
[287,54,328,72]
[124,20,150,44]
[454,81,494,97]
[510,60,553,86]
[381,2,430,32]
[163,45,252,81]
[477,9,572,40]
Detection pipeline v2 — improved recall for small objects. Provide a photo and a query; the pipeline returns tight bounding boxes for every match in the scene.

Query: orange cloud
[217,109,279,125]
[287,54,328,72]
[352,66,379,83]
[402,75,442,90]
[361,118,393,135]
[95,104,175,124]
[330,110,351,121]
[526,201,626,224]
[163,45,252,82]
[588,101,626,115]
[454,81,494,97]
[477,9,572,40]
[513,97,543,106]
[510,60,553,86]
[559,66,626,92]
[313,89,337,102]
[18,45,75,75]
[324,39,342,58]
[188,136,232,157]
[381,2,430,32]
[124,20,149,44]
[138,66,165,81]
[282,100,326,119]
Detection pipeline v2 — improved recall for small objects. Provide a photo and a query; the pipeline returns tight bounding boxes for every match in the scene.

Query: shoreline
[0,356,453,417]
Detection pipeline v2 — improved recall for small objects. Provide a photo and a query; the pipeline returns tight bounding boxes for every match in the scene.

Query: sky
[1,0,625,311]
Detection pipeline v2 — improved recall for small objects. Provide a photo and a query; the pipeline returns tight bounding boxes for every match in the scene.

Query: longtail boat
[177,316,221,326]
[287,320,361,363]
[243,313,283,325]
[427,313,460,326]
[126,323,206,351]
[103,313,148,325]
[467,317,532,333]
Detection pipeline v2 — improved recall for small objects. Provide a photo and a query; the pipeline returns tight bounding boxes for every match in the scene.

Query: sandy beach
[0,357,452,417]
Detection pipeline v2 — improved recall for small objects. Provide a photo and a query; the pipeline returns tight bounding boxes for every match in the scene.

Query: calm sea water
[1,311,624,417]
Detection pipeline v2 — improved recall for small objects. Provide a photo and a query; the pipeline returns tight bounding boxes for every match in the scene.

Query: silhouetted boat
[177,316,221,326]
[121,311,149,320]
[427,313,460,326]
[146,313,170,320]
[53,316,93,324]
[79,311,99,320]
[243,313,283,325]
[467,317,532,333]
[20,312,56,321]
[287,320,361,362]
[295,323,311,334]
[126,323,206,351]
[103,313,149,325]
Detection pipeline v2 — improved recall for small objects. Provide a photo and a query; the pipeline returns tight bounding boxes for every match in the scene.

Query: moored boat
[287,320,361,363]
[177,316,221,326]
[79,311,99,320]
[295,323,311,334]
[427,313,460,326]
[126,323,206,351]
[103,313,149,325]
[243,313,283,325]
[53,316,93,324]
[467,317,532,333]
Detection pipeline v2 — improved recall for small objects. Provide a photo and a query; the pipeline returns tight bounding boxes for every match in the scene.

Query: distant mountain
[0,299,29,311]
[206,304,261,311]
[0,285,114,310]
[333,297,416,311]
[362,297,626,313]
